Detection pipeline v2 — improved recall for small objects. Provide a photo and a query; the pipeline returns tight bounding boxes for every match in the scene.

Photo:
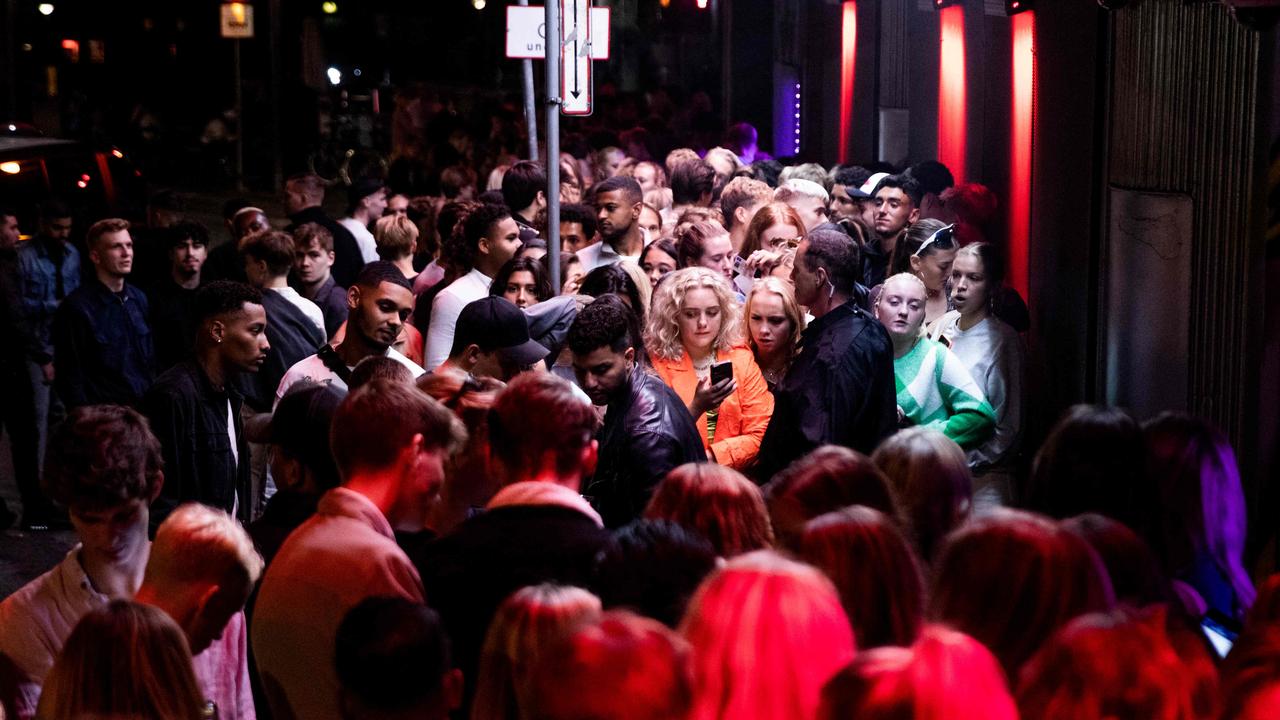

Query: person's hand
[745,249,786,277]
[41,362,54,384]
[689,374,736,418]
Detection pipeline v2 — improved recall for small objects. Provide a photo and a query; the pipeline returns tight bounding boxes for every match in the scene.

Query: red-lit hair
[645,463,774,557]
[818,625,1017,720]
[681,551,855,720]
[931,509,1115,676]
[765,445,900,551]
[798,505,924,649]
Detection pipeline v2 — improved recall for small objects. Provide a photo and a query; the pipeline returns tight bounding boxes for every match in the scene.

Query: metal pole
[233,39,246,192]
[545,0,561,291]
[518,0,539,162]
[268,0,284,190]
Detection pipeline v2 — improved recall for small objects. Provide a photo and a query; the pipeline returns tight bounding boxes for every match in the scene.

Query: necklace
[691,354,714,372]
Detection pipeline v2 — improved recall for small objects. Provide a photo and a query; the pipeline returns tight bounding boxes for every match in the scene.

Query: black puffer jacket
[587,366,706,528]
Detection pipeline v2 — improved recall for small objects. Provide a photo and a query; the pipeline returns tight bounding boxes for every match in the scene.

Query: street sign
[220,3,254,39]
[559,0,592,116]
[505,6,609,60]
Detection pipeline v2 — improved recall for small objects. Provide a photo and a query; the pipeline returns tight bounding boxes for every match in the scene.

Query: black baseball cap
[347,177,386,211]
[455,297,549,367]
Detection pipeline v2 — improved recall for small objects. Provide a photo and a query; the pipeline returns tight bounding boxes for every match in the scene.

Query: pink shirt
[192,610,255,719]
[251,487,425,720]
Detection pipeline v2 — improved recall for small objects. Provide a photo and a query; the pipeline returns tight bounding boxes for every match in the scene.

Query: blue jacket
[53,279,154,408]
[15,238,80,361]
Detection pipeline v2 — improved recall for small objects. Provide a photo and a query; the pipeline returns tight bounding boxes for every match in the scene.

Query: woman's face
[749,291,792,361]
[678,287,723,357]
[502,269,539,309]
[949,252,990,316]
[759,222,804,253]
[909,247,956,293]
[642,248,677,289]
[875,276,927,341]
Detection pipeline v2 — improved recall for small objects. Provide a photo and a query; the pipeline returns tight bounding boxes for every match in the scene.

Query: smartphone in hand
[710,360,733,386]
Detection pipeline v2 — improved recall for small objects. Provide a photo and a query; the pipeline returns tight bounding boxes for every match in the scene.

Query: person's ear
[581,439,599,477]
[442,668,465,711]
[210,319,226,345]
[909,255,923,274]
[148,472,165,504]
[735,205,749,227]
[815,265,829,289]
[347,284,361,311]
[623,346,636,367]
[478,236,491,257]
[908,207,921,224]
[193,583,220,625]
[463,344,482,369]
[630,201,642,221]
[536,190,547,208]
[326,250,335,264]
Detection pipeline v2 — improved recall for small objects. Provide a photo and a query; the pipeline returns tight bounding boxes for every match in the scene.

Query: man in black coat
[567,295,706,527]
[283,173,365,288]
[412,373,611,710]
[756,227,897,482]
[143,281,269,529]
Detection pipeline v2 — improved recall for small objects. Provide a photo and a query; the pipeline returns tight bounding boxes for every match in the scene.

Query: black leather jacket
[586,366,706,527]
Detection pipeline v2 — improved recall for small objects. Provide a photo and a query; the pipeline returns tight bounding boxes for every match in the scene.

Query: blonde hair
[645,463,775,557]
[876,273,930,340]
[705,147,744,176]
[871,427,972,561]
[681,551,855,720]
[744,277,806,362]
[645,267,743,361]
[37,600,205,720]
[145,503,263,591]
[472,584,602,720]
[665,148,700,176]
[375,213,420,261]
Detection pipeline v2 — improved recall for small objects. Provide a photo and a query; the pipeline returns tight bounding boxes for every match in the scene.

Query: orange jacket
[649,345,775,471]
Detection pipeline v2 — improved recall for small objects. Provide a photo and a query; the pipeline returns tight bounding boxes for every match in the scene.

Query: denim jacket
[15,238,80,361]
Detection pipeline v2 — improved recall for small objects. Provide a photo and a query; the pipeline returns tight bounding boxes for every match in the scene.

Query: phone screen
[711,360,733,386]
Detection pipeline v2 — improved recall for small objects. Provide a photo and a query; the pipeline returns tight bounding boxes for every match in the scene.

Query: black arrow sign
[570,0,580,98]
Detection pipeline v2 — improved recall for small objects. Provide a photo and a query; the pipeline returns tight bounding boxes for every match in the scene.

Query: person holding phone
[644,267,774,471]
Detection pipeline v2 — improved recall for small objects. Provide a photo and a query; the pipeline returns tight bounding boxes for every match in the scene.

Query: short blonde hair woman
[681,551,855,720]
[471,584,602,720]
[645,268,774,470]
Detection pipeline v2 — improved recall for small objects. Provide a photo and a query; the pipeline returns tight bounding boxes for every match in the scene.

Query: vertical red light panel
[838,1,857,163]
[937,5,966,184]
[1009,11,1034,300]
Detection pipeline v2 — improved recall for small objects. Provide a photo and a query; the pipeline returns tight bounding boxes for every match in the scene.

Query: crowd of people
[0,120,1274,719]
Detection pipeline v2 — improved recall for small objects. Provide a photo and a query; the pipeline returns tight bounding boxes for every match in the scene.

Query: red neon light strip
[838,1,857,163]
[937,5,966,184]
[1009,11,1034,299]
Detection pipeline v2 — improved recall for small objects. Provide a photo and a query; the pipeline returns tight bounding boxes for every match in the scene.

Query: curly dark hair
[567,294,636,356]
[43,405,163,512]
[454,203,511,271]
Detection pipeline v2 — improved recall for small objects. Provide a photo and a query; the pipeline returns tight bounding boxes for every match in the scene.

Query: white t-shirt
[423,268,493,372]
[275,347,424,406]
[271,286,326,336]
[338,217,380,264]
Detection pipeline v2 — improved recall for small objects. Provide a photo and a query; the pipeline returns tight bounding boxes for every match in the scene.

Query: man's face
[572,345,634,406]
[92,230,134,278]
[69,499,149,569]
[633,164,659,193]
[560,221,591,253]
[363,188,388,218]
[875,276,928,342]
[283,183,314,215]
[351,281,414,350]
[0,215,20,248]
[698,233,735,283]
[233,211,270,241]
[42,216,72,242]
[217,302,270,373]
[385,194,409,217]
[170,237,207,279]
[873,187,919,238]
[294,239,334,285]
[790,240,824,308]
[480,217,522,270]
[639,206,662,240]
[829,185,859,222]
[594,190,639,243]
[789,196,828,232]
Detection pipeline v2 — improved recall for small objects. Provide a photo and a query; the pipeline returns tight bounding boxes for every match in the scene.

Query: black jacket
[53,280,154,408]
[149,279,200,372]
[412,504,612,707]
[294,275,348,340]
[286,207,364,289]
[144,360,251,529]
[756,301,896,481]
[245,290,327,412]
[588,367,707,527]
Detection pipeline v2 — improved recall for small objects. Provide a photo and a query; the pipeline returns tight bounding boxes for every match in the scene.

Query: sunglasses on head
[768,236,804,250]
[913,223,957,257]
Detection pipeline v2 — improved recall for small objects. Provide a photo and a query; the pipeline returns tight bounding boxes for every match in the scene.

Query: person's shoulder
[726,345,757,367]
[148,361,200,396]
[386,347,425,377]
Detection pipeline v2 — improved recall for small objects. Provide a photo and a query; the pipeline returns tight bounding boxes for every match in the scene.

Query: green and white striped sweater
[894,337,997,449]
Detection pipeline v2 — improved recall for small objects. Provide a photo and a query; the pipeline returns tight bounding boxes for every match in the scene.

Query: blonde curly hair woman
[644,267,773,470]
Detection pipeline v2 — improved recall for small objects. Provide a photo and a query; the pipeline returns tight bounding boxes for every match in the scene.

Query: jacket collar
[487,481,604,527]
[316,487,396,540]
